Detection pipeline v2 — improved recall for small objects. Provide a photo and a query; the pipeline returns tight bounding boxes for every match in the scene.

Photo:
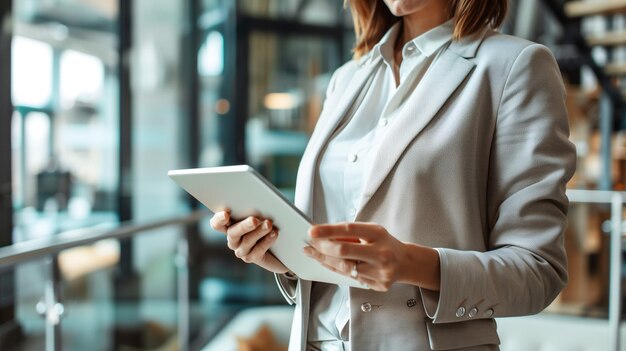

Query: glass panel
[199,31,224,77]
[58,241,118,350]
[24,111,51,209]
[13,0,117,30]
[201,0,225,13]
[239,0,344,26]
[199,29,227,168]
[130,0,191,343]
[555,202,611,317]
[56,52,118,214]
[11,37,53,108]
[11,111,23,208]
[132,0,187,222]
[56,234,178,351]
[59,50,105,109]
[246,32,341,200]
[8,231,182,351]
[11,259,48,350]
[12,0,120,245]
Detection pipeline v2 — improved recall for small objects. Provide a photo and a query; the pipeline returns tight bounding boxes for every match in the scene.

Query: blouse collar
[373,18,455,64]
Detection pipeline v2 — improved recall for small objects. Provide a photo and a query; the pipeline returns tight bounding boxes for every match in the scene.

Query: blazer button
[455,306,466,318]
[406,299,417,308]
[483,308,494,318]
[361,302,372,313]
[468,307,478,318]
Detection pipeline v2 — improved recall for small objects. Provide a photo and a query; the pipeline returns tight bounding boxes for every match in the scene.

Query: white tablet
[168,165,367,288]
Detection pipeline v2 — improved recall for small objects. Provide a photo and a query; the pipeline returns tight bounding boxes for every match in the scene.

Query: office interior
[1,0,626,350]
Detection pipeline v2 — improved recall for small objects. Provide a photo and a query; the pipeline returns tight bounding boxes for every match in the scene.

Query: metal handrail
[567,188,626,203]
[0,210,209,269]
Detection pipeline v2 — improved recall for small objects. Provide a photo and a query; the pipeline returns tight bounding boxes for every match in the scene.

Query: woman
[210,0,576,350]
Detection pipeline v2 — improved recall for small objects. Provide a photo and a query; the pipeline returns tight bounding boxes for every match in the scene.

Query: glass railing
[0,211,207,351]
[566,189,624,351]
[1,208,291,351]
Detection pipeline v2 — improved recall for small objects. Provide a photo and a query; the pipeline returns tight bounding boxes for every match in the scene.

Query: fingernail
[303,247,311,255]
[308,227,314,237]
[263,221,271,230]
[248,218,258,228]
[269,231,277,238]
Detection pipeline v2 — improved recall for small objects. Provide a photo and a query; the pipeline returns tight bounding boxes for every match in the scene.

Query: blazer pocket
[426,318,500,350]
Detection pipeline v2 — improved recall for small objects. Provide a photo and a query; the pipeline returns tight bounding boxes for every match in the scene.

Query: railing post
[176,232,190,351]
[113,0,142,347]
[609,193,623,351]
[600,94,614,190]
[36,256,63,351]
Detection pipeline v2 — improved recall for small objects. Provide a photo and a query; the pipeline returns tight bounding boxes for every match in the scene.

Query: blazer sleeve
[420,44,577,323]
[275,271,298,305]
[274,66,342,305]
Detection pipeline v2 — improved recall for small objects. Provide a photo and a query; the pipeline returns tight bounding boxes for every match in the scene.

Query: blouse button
[379,118,388,127]
[361,302,372,313]
[405,43,417,56]
[348,154,358,163]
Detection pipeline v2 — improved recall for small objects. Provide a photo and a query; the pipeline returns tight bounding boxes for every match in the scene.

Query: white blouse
[307,19,454,347]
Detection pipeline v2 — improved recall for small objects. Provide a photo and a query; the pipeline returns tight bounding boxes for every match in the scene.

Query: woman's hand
[303,222,440,292]
[210,210,289,274]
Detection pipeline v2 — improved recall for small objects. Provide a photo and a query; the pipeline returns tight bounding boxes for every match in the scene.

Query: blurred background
[1,0,626,350]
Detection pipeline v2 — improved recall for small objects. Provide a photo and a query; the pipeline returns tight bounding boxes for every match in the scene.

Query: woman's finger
[313,258,385,291]
[356,275,386,292]
[227,216,262,241]
[309,222,384,242]
[235,220,273,258]
[315,257,354,277]
[308,239,378,263]
[347,261,393,284]
[243,230,278,263]
[210,210,231,233]
[304,247,353,275]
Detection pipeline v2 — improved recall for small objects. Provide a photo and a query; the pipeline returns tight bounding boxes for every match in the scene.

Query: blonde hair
[346,0,508,59]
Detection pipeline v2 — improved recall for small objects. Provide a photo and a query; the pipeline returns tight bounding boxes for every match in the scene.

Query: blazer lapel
[356,49,476,214]
[295,55,382,217]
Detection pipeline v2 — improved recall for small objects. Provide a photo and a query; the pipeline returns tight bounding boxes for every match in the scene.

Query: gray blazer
[275,28,577,351]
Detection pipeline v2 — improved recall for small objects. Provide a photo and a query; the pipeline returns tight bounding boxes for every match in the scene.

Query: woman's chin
[387,4,409,17]
[384,0,435,17]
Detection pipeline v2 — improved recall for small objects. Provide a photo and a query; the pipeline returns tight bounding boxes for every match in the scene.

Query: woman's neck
[398,3,449,49]
[391,2,449,87]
